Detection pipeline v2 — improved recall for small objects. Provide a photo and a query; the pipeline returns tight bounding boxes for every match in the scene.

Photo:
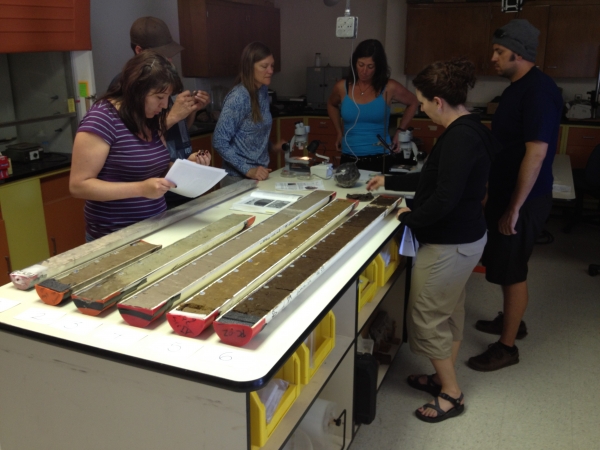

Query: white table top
[0,169,402,391]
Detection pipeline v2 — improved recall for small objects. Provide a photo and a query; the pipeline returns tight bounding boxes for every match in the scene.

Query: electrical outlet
[336,16,358,39]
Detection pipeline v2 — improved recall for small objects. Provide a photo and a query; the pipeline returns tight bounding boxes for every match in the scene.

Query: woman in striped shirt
[70,51,210,240]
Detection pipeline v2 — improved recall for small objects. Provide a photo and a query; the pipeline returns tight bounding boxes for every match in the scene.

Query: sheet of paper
[165,159,227,198]
[275,181,324,191]
[0,298,20,313]
[399,226,419,258]
[231,190,302,214]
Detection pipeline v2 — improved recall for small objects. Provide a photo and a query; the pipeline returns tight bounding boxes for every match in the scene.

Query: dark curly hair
[347,39,390,95]
[100,50,182,140]
[412,57,476,107]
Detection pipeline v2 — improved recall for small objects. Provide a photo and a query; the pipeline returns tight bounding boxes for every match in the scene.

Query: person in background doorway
[212,42,285,187]
[367,58,500,422]
[327,39,419,172]
[70,51,193,241]
[117,16,211,208]
[468,19,563,372]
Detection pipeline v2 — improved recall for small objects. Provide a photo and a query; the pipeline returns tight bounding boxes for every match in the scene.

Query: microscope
[282,122,333,178]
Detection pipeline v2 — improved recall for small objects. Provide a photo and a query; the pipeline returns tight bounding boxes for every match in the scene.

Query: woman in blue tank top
[327,39,419,172]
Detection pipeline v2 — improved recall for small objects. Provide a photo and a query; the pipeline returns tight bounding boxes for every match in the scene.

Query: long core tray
[35,240,162,306]
[72,214,254,316]
[116,190,336,328]
[10,180,256,290]
[166,198,357,337]
[213,196,401,346]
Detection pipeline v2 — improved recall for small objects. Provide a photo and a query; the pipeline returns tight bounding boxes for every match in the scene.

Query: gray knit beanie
[492,19,539,62]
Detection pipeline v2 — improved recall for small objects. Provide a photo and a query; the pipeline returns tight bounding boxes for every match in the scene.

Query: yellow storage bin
[374,238,400,287]
[250,352,301,449]
[358,259,379,312]
[297,310,336,385]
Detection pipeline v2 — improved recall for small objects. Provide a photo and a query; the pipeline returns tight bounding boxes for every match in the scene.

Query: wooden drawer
[40,172,71,203]
[0,218,10,285]
[279,117,305,142]
[566,127,600,147]
[566,145,596,170]
[407,119,444,138]
[313,135,339,160]
[307,118,336,135]
[191,135,212,152]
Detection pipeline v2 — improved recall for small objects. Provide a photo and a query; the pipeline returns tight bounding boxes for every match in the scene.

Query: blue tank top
[340,84,391,157]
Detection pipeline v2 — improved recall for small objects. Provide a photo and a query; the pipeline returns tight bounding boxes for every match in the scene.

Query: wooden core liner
[116,191,336,327]
[72,214,254,315]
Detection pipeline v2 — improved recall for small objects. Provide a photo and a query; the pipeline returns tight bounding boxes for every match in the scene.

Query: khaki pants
[407,233,487,360]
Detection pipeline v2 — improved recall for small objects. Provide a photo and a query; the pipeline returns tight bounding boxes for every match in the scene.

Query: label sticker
[50,315,103,335]
[92,325,147,346]
[146,337,203,358]
[14,308,65,325]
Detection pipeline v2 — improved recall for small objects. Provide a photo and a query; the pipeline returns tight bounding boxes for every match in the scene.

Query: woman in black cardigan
[367,58,501,423]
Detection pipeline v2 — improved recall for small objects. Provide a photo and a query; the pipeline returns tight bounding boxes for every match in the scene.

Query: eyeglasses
[494,29,507,39]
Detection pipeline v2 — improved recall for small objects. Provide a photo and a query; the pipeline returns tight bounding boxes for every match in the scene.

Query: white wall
[270,0,388,97]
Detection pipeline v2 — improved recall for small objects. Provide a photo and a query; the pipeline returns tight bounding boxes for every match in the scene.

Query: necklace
[356,82,371,96]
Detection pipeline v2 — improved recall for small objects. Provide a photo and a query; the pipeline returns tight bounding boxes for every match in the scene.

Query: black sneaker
[467,341,519,372]
[475,312,528,339]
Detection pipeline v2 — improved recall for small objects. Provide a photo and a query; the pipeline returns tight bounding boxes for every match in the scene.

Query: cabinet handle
[547,65,557,69]
[51,237,57,256]
[5,255,11,274]
[582,136,595,139]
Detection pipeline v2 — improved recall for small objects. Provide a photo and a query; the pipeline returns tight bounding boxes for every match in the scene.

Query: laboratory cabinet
[178,0,280,78]
[405,3,490,75]
[561,125,600,169]
[0,0,91,53]
[405,0,600,78]
[0,171,407,450]
[0,169,85,274]
[0,215,10,285]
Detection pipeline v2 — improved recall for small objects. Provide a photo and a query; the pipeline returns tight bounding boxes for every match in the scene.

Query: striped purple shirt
[77,100,170,239]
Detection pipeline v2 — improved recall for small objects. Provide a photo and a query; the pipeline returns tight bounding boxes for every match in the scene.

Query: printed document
[231,190,302,214]
[275,181,325,191]
[165,159,227,198]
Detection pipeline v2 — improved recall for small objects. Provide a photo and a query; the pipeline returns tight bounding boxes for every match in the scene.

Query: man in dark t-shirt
[468,19,563,372]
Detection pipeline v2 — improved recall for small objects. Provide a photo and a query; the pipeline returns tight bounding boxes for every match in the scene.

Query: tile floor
[350,215,600,450]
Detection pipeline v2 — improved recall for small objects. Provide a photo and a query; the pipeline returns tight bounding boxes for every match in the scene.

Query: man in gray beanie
[468,19,563,371]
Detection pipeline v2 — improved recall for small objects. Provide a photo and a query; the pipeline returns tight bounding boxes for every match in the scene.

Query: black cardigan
[385,114,501,244]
